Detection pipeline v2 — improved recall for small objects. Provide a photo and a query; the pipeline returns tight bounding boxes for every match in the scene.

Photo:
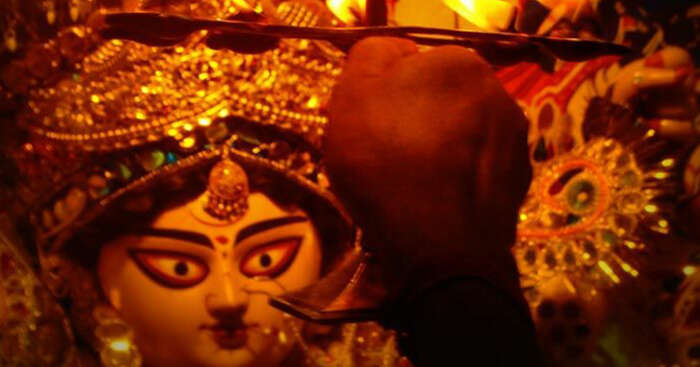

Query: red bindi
[215,235,229,244]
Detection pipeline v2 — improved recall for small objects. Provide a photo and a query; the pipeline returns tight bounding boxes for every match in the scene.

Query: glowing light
[644,204,658,213]
[218,109,229,118]
[519,213,528,221]
[684,266,697,276]
[653,171,669,180]
[109,339,130,352]
[180,136,196,149]
[620,262,639,277]
[645,129,656,138]
[166,128,178,137]
[90,95,101,103]
[306,95,320,109]
[135,111,146,120]
[661,158,675,167]
[598,261,620,283]
[623,240,637,249]
[198,117,212,126]
[140,86,150,94]
[658,219,669,228]
[278,331,288,344]
[443,0,516,31]
[183,123,194,132]
[327,0,365,24]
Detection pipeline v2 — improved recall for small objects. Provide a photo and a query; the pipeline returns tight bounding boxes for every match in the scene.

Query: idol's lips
[201,322,259,350]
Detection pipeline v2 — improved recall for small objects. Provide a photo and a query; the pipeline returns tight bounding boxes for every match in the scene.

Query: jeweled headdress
[9,0,352,240]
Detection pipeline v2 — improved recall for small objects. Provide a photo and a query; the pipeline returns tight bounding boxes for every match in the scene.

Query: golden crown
[3,0,355,253]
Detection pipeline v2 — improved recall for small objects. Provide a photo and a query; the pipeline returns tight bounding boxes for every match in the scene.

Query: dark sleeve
[396,277,542,367]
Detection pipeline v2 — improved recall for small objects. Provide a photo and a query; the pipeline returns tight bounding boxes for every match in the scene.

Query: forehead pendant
[204,148,250,222]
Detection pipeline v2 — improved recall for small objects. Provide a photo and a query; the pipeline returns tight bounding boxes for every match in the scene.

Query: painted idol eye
[239,237,301,278]
[129,249,209,288]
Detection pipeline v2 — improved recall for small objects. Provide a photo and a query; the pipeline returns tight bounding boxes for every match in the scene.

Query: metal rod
[99,11,632,61]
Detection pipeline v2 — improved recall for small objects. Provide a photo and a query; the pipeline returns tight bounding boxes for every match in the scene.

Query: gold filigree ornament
[512,90,689,312]
[202,142,251,223]
[515,137,677,293]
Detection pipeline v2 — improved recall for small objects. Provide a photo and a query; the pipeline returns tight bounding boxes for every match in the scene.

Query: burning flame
[327,0,366,25]
[443,0,516,31]
[108,339,131,352]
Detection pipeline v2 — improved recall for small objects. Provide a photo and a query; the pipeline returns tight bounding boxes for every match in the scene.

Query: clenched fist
[325,37,532,300]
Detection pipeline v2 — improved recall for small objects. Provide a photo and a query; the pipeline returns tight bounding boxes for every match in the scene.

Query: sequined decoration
[285,315,404,367]
[514,137,675,292]
[0,219,76,367]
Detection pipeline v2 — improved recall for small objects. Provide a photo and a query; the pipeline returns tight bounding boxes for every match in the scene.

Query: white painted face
[97,192,323,367]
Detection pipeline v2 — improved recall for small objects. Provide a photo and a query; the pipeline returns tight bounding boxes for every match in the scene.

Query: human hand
[324,37,531,297]
[609,47,697,139]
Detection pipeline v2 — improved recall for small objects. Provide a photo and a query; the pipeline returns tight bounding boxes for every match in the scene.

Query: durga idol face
[97,191,323,367]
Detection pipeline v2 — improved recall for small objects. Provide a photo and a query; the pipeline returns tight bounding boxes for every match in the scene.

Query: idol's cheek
[273,233,323,291]
[98,243,213,331]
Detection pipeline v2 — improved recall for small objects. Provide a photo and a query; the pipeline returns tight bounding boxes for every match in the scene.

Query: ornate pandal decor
[514,136,676,292]
[282,315,402,367]
[0,227,76,367]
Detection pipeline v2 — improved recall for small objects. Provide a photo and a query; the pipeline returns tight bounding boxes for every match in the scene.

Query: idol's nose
[205,272,250,321]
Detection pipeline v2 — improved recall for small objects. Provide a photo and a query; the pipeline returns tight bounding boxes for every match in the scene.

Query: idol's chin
[178,331,257,367]
[188,328,290,367]
[196,345,257,367]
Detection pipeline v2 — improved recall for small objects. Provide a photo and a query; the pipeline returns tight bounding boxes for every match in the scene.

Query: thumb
[345,37,418,77]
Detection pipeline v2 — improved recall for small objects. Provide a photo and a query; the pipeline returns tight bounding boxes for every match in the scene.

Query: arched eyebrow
[131,228,214,249]
[235,216,309,244]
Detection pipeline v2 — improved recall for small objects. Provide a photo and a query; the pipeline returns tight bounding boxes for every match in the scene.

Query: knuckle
[438,46,489,72]
[350,37,405,57]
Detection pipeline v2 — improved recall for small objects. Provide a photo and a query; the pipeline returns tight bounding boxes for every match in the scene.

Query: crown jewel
[204,146,250,221]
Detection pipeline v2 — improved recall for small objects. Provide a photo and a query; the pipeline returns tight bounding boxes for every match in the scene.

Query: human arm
[325,37,540,366]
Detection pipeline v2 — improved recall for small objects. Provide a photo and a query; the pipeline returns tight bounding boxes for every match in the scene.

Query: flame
[108,339,131,352]
[327,0,366,24]
[684,266,697,276]
[443,0,516,31]
[231,0,257,12]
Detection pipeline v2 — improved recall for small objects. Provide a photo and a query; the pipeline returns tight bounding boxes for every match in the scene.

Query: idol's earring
[93,305,142,367]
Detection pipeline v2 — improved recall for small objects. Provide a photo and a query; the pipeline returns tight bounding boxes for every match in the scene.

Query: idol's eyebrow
[235,216,308,244]
[130,228,214,249]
